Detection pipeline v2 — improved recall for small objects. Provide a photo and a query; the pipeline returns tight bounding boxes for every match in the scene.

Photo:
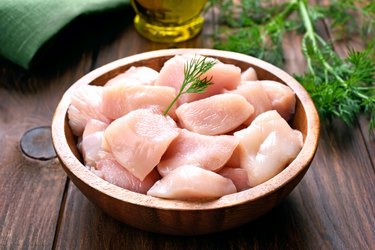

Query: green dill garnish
[163,56,217,115]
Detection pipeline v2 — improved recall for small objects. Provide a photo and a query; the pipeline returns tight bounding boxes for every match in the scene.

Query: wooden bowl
[51,49,320,235]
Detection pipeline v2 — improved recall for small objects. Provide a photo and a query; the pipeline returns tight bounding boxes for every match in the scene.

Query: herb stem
[299,0,346,84]
[280,0,298,22]
[298,0,316,48]
[163,93,180,116]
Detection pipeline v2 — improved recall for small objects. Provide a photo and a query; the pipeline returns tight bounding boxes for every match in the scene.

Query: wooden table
[0,5,374,250]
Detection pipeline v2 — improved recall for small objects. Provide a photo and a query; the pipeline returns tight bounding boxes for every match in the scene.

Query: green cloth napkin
[0,0,130,69]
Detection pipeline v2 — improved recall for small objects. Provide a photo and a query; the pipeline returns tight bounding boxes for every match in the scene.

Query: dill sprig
[163,56,217,115]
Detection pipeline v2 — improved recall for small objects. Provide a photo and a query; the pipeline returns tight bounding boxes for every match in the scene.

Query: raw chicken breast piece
[82,119,109,138]
[157,129,239,176]
[95,158,160,194]
[155,54,241,105]
[80,119,109,168]
[260,80,296,121]
[104,108,179,181]
[102,83,177,120]
[176,93,254,135]
[148,164,237,200]
[224,146,241,168]
[154,55,189,92]
[241,67,258,81]
[105,66,159,87]
[229,81,272,125]
[81,131,105,168]
[218,167,250,192]
[68,85,110,136]
[234,110,303,187]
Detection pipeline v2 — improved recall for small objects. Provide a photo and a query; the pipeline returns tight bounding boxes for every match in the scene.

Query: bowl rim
[52,48,320,211]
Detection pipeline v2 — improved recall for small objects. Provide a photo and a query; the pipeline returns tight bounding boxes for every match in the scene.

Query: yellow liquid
[131,0,208,43]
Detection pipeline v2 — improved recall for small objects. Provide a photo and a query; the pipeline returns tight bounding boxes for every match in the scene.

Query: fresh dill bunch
[296,0,375,130]
[296,50,375,129]
[163,56,217,115]
[210,0,374,130]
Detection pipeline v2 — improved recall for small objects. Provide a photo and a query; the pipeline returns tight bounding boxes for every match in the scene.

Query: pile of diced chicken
[68,54,303,201]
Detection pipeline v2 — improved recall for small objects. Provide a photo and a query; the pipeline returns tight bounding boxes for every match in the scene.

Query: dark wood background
[0,2,374,249]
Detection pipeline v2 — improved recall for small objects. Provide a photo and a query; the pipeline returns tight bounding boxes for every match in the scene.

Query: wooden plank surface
[0,2,374,250]
[0,56,92,249]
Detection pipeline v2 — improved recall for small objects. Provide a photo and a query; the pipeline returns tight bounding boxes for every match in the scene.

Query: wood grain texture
[53,182,333,250]
[0,52,93,249]
[308,120,375,249]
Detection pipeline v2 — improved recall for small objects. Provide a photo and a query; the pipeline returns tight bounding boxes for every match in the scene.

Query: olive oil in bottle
[131,0,208,43]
